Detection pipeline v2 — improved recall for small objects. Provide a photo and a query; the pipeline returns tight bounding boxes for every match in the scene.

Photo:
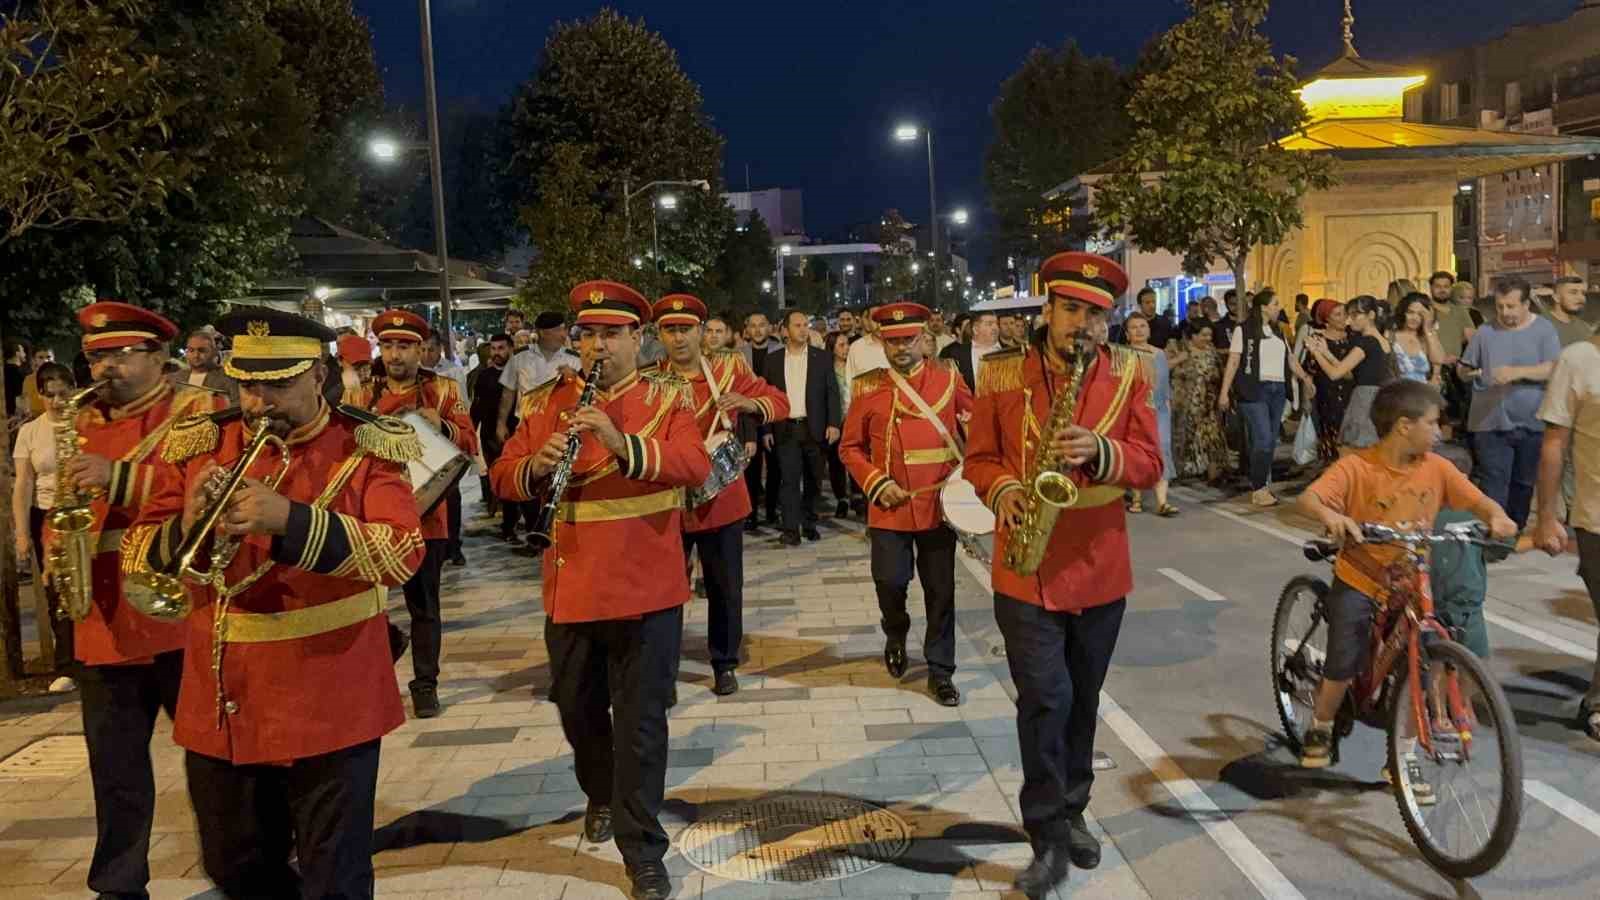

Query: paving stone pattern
[0,485,1153,899]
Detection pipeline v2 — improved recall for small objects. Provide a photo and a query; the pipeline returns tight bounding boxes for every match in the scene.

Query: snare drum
[939,463,995,537]
[401,411,472,516]
[687,430,748,508]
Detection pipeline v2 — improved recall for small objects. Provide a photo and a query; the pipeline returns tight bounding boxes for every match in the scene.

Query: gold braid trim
[120,524,161,576]
[976,347,1026,396]
[329,515,425,584]
[641,369,694,411]
[161,414,221,463]
[851,368,888,400]
[222,357,314,382]
[519,374,564,418]
[353,417,423,464]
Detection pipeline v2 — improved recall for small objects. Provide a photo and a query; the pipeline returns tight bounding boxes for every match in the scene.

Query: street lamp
[774,244,794,309]
[632,256,644,269]
[893,122,939,309]
[368,132,456,355]
[950,208,969,226]
[651,194,679,279]
[369,138,402,162]
[658,194,678,210]
[762,280,773,293]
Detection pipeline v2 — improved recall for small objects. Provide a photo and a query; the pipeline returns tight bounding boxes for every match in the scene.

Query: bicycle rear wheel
[1271,575,1330,754]
[1386,638,1523,878]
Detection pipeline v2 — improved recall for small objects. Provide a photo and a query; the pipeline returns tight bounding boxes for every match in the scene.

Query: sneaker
[1299,726,1333,768]
[1383,757,1436,806]
[1250,489,1279,507]
[48,676,76,694]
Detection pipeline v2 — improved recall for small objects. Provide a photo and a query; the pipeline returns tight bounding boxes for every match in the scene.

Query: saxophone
[46,382,106,621]
[1003,338,1092,577]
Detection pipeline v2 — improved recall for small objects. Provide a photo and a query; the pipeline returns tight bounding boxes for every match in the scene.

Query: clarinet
[526,359,606,552]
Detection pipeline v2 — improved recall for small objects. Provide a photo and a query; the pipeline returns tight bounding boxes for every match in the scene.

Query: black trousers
[683,520,744,672]
[401,539,446,691]
[870,526,958,677]
[445,483,463,557]
[774,420,825,532]
[78,649,182,898]
[546,605,682,867]
[994,593,1125,846]
[185,739,382,900]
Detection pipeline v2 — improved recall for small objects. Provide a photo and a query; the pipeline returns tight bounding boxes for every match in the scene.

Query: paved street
[1,479,1597,899]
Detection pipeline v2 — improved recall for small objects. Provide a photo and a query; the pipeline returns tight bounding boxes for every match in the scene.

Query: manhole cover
[0,735,88,780]
[675,792,912,883]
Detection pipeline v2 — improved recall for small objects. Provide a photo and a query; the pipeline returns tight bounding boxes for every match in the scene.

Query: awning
[1278,120,1600,179]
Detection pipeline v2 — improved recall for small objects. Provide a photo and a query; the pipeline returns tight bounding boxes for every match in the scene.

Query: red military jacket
[658,350,789,533]
[348,372,476,540]
[63,382,222,665]
[489,367,710,623]
[130,403,425,764]
[964,345,1162,612]
[839,360,974,532]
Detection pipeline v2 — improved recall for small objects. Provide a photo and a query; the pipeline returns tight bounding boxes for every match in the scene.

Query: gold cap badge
[390,315,404,327]
[671,300,684,310]
[892,310,905,321]
[1081,263,1099,279]
[588,290,605,304]
[247,321,270,338]
[90,313,109,328]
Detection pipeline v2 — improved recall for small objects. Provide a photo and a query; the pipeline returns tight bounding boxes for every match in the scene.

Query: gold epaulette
[160,407,241,463]
[335,404,423,464]
[976,346,1026,396]
[712,347,748,373]
[851,367,889,400]
[642,369,694,411]
[520,371,566,417]
[1123,345,1158,384]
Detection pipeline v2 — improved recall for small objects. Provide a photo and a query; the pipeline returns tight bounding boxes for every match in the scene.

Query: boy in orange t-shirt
[1296,380,1516,769]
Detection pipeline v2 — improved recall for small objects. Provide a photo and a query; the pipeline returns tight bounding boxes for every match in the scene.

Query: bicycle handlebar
[1302,521,1506,562]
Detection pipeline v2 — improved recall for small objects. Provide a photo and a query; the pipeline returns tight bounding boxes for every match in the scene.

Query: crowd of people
[0,258,1595,899]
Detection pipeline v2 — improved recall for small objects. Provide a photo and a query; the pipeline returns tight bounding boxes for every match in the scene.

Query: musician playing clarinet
[349,309,476,718]
[651,293,789,697]
[838,301,973,707]
[963,252,1161,898]
[490,280,709,900]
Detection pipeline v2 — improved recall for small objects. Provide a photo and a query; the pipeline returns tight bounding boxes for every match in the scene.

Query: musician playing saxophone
[839,302,973,707]
[490,280,709,900]
[651,293,789,697]
[127,307,424,899]
[52,301,223,900]
[962,252,1162,898]
[347,308,477,718]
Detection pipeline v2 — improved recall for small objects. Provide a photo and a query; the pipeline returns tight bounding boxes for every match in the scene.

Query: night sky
[357,0,1580,249]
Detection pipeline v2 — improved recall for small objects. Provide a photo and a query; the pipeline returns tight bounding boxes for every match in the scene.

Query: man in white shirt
[845,308,890,382]
[930,309,958,353]
[496,311,580,443]
[938,311,1001,392]
[424,333,469,395]
[761,311,842,545]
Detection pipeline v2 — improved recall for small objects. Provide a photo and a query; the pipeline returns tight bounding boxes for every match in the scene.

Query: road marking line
[1185,496,1598,663]
[1158,567,1228,603]
[1526,780,1600,840]
[1098,693,1307,900]
[955,527,1301,899]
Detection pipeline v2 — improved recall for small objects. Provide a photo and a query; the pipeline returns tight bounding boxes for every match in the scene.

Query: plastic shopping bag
[1292,411,1318,466]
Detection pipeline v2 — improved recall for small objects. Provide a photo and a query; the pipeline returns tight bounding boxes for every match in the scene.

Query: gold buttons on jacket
[224,700,239,715]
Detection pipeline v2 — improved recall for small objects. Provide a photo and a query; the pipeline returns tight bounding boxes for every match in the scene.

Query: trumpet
[125,417,290,620]
[46,381,106,621]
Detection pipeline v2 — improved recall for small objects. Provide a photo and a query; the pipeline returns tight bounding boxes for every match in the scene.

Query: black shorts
[1323,578,1378,681]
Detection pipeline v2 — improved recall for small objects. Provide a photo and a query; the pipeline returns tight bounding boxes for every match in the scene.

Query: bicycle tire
[1271,575,1330,755]
[1386,638,1523,878]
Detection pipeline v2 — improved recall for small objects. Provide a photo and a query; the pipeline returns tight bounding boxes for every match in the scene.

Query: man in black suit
[761,310,842,546]
[938,310,1003,393]
[470,334,517,540]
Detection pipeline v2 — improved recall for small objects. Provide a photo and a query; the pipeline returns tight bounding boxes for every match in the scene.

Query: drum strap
[699,357,735,441]
[887,368,963,459]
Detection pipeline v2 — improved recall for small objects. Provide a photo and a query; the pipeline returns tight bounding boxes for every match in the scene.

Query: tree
[1092,0,1335,294]
[378,107,521,265]
[983,41,1130,267]
[516,143,628,314]
[506,8,727,298]
[0,0,188,242]
[708,211,774,321]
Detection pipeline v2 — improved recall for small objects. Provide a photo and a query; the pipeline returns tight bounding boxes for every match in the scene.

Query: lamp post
[651,194,677,289]
[894,123,938,310]
[775,243,792,310]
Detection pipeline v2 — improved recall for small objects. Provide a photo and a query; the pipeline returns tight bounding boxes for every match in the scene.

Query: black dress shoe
[1014,843,1070,898]
[712,669,739,696]
[448,550,467,567]
[802,526,821,541]
[928,676,961,707]
[835,500,850,518]
[583,802,613,843]
[410,685,440,719]
[667,683,679,707]
[744,515,761,533]
[779,531,801,547]
[884,641,908,678]
[1065,814,1100,868]
[627,860,672,899]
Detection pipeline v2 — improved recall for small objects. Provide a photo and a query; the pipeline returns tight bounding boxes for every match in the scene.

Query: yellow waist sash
[556,487,684,523]
[221,586,385,644]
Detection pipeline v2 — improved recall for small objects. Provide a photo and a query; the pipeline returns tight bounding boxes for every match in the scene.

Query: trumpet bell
[124,571,192,620]
[1033,471,1079,509]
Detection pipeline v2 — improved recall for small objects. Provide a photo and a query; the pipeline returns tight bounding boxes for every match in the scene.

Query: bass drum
[401,411,472,516]
[940,464,995,564]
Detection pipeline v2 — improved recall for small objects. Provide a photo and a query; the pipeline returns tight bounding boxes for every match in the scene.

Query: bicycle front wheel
[1386,638,1523,878]
[1271,576,1330,755]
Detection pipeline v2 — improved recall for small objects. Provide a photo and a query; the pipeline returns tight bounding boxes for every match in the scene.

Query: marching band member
[128,307,425,898]
[838,302,973,706]
[964,252,1162,898]
[349,309,477,718]
[491,280,709,900]
[651,293,789,697]
[57,301,222,900]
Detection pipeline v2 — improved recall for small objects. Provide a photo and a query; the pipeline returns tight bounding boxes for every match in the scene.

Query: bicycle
[1270,521,1523,878]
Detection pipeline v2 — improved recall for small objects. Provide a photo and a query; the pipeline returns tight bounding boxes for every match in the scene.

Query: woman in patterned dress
[1169,325,1228,481]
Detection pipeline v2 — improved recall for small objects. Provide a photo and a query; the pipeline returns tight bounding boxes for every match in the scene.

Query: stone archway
[1334,230,1423,300]
[1261,245,1301,296]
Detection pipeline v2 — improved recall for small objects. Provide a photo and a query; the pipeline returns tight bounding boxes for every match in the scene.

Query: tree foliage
[708,211,774,322]
[0,0,188,242]
[506,8,730,307]
[983,41,1130,268]
[516,143,629,314]
[1093,0,1334,290]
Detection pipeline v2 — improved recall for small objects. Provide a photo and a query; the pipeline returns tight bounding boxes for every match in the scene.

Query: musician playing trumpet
[651,293,789,697]
[127,307,425,898]
[963,253,1162,898]
[346,308,477,718]
[52,301,223,900]
[839,301,973,707]
[490,281,709,900]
